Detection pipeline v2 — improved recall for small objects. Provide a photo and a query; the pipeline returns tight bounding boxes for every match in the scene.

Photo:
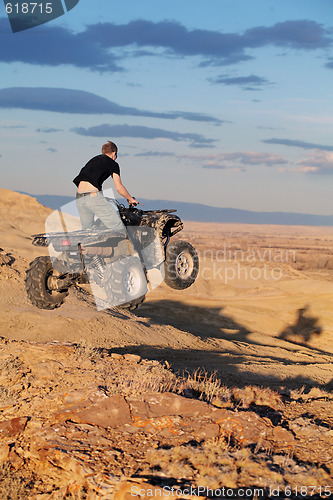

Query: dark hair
[102,141,118,155]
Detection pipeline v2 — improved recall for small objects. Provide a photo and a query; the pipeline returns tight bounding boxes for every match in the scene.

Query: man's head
[102,141,118,160]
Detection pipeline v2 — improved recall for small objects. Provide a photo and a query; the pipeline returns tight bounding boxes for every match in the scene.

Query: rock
[212,409,274,447]
[63,386,107,406]
[0,416,28,438]
[145,393,211,417]
[9,449,25,469]
[0,443,9,461]
[192,422,220,440]
[85,472,117,496]
[140,359,160,366]
[124,354,141,363]
[57,394,132,429]
[111,353,124,361]
[126,398,150,420]
[272,425,295,444]
[33,359,63,379]
[0,252,13,266]
[211,397,232,408]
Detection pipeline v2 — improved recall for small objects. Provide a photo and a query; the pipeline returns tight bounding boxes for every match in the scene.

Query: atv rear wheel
[118,295,146,311]
[104,256,147,310]
[25,256,69,310]
[164,240,199,290]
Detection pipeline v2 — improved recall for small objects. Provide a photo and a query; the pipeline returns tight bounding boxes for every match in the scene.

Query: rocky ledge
[0,338,332,499]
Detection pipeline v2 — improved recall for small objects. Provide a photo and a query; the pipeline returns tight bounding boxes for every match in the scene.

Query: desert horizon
[17,190,333,226]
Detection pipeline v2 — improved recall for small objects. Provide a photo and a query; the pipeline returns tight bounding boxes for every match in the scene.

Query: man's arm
[113,173,138,205]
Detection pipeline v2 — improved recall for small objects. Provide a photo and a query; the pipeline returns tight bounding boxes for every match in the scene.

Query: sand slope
[0,189,332,390]
[0,189,51,258]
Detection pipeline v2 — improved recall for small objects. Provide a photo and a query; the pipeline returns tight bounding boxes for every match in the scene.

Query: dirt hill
[0,190,333,498]
[0,188,51,259]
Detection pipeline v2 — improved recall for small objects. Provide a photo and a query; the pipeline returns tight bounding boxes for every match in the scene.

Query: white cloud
[182,150,288,170]
[296,150,333,174]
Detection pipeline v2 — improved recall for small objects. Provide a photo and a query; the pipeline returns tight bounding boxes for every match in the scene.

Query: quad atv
[25,203,199,311]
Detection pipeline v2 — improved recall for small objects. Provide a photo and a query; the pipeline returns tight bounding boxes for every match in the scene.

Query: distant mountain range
[20,192,333,226]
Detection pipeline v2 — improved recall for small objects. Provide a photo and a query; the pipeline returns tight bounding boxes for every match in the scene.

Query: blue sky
[1,0,333,215]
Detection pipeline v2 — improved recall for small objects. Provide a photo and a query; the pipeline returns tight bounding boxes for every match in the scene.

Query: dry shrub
[71,346,283,412]
[285,385,333,402]
[179,370,281,411]
[0,385,13,402]
[291,251,333,270]
[0,356,25,376]
[147,440,331,490]
[147,440,238,488]
[103,363,179,396]
[73,340,99,360]
[0,463,30,500]
[181,369,225,403]
[232,386,281,410]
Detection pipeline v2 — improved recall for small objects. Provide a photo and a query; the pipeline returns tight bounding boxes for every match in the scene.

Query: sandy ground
[1,188,333,392]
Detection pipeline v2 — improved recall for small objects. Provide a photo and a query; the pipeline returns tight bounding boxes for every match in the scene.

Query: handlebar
[129,201,144,207]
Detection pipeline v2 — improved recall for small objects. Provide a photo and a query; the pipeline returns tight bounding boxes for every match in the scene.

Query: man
[73,141,138,231]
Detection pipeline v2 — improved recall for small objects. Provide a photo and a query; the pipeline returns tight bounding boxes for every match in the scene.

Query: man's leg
[86,192,126,233]
[76,195,95,229]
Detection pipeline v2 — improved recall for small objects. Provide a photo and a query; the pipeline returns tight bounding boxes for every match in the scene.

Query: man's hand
[128,196,138,206]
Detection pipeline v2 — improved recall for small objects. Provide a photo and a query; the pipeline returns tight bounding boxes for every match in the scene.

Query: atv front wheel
[104,256,147,310]
[25,256,69,310]
[164,240,199,290]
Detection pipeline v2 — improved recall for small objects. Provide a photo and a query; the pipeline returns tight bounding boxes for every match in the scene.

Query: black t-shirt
[73,154,120,191]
